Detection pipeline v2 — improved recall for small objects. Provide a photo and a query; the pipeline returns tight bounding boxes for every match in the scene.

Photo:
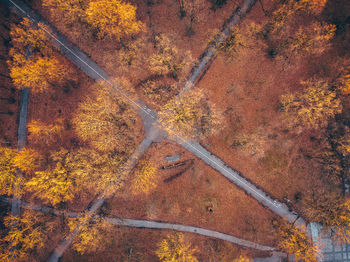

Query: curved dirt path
[0,197,275,252]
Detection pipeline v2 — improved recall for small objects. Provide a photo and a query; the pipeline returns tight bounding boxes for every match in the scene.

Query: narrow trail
[0,197,276,252]
[11,87,29,218]
[180,0,257,94]
[48,135,154,262]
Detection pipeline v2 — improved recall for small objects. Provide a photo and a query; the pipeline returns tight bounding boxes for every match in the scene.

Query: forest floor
[2,0,349,260]
[0,5,18,146]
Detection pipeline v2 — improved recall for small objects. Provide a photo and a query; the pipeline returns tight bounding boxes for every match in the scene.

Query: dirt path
[48,135,154,262]
[0,197,276,252]
[181,0,257,94]
[11,87,29,217]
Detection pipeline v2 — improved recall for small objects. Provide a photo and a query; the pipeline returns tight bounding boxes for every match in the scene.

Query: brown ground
[62,226,269,262]
[90,140,279,260]
[0,4,19,147]
[198,2,332,214]
[2,0,346,260]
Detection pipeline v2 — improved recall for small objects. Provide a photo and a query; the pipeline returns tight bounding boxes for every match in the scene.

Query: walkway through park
[1,197,276,252]
[1,0,309,260]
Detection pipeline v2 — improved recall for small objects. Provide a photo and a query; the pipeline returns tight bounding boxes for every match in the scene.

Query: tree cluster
[43,0,143,40]
[8,18,77,94]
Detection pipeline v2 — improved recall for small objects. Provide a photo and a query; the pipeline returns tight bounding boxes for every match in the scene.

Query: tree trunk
[0,73,10,79]
[0,97,15,103]
[178,0,186,18]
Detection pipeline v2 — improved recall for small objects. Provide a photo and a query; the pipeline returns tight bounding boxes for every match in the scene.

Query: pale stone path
[0,197,276,252]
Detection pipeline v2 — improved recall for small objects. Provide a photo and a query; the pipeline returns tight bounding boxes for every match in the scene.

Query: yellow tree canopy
[55,148,126,195]
[306,194,350,244]
[9,18,52,56]
[72,81,137,154]
[281,79,342,131]
[234,253,252,262]
[159,89,222,139]
[0,210,54,262]
[337,64,350,95]
[10,56,72,93]
[86,0,143,39]
[0,147,38,196]
[277,222,319,262]
[8,18,77,93]
[25,160,74,206]
[68,215,114,254]
[131,161,158,195]
[27,119,64,147]
[43,0,88,23]
[149,34,192,78]
[156,233,198,262]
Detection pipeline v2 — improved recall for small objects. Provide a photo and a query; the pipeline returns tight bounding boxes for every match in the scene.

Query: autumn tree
[25,159,74,206]
[68,214,114,254]
[72,81,137,154]
[42,0,88,24]
[281,79,342,131]
[0,210,54,262]
[85,0,143,40]
[220,23,263,60]
[337,64,350,95]
[266,0,334,61]
[57,148,126,195]
[140,80,177,108]
[305,193,350,244]
[274,22,335,59]
[10,56,73,93]
[27,119,64,147]
[183,0,205,35]
[24,146,129,205]
[9,18,52,56]
[118,36,148,68]
[159,89,222,139]
[276,221,319,262]
[131,161,158,195]
[156,233,198,262]
[8,18,77,93]
[149,34,192,79]
[269,0,328,33]
[0,147,38,196]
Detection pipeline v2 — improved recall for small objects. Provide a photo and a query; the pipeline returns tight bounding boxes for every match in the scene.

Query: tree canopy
[156,233,198,262]
[0,210,54,262]
[131,161,158,195]
[281,79,342,131]
[8,18,77,93]
[0,147,38,196]
[72,81,138,154]
[86,0,142,39]
[159,89,222,139]
[276,221,319,262]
